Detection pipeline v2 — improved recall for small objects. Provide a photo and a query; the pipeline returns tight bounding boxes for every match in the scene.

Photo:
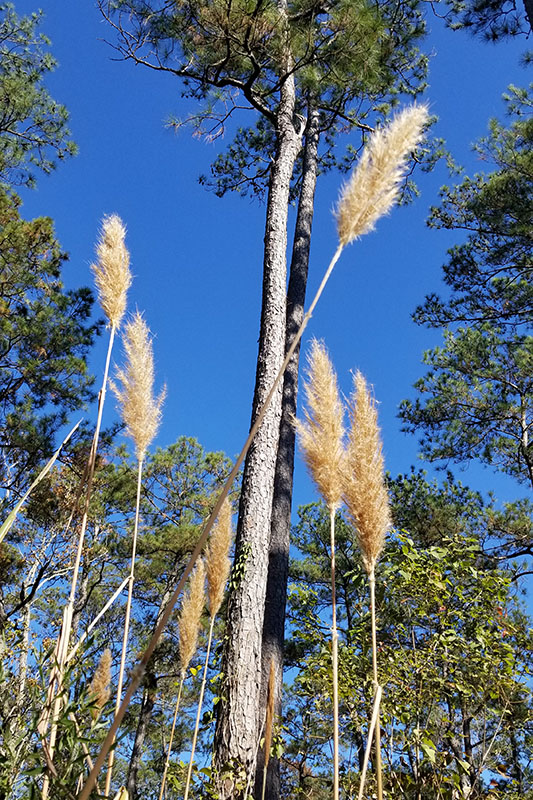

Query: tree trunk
[255,105,320,800]
[213,11,301,793]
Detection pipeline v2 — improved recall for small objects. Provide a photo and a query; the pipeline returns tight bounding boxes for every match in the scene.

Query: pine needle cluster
[91,214,132,328]
[295,339,345,512]
[206,498,233,619]
[336,104,429,245]
[111,311,165,461]
[178,560,205,674]
[89,648,112,720]
[343,371,391,573]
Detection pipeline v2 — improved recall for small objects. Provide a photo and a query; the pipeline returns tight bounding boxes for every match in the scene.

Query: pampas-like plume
[111,311,165,461]
[89,648,112,721]
[91,215,132,329]
[206,497,233,618]
[295,339,345,512]
[343,371,391,573]
[178,559,205,673]
[336,104,429,246]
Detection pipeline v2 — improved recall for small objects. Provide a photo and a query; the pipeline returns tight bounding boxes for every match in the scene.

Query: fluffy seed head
[206,498,233,618]
[91,215,132,328]
[336,104,429,246]
[295,340,345,512]
[343,372,391,573]
[178,559,205,674]
[89,648,112,720]
[111,311,165,461]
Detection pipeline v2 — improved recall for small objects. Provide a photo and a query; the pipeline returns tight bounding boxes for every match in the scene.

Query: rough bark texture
[255,106,320,800]
[213,12,301,794]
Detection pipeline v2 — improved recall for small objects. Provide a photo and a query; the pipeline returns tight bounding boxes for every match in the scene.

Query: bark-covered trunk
[212,8,301,793]
[255,106,320,800]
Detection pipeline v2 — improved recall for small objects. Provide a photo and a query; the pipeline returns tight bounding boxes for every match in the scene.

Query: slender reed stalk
[183,499,233,800]
[78,104,428,800]
[41,216,131,799]
[295,340,344,799]
[105,312,164,796]
[343,372,391,800]
[158,560,205,800]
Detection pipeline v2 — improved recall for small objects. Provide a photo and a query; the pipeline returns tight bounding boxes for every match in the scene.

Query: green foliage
[285,494,533,798]
[0,190,99,498]
[0,3,76,189]
[400,88,533,489]
[436,0,532,40]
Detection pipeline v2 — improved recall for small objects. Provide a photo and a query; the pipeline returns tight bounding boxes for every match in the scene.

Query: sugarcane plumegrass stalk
[343,371,391,800]
[183,499,233,800]
[336,104,429,246]
[295,339,344,800]
[105,311,165,796]
[159,560,206,800]
[92,214,132,330]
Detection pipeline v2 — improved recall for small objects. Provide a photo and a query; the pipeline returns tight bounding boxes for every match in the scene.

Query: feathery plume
[91,215,132,328]
[178,559,205,674]
[336,104,429,246]
[111,311,165,461]
[295,339,345,512]
[206,497,233,618]
[89,648,112,721]
[343,372,391,573]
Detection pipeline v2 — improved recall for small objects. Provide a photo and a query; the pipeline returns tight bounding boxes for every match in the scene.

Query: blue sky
[13,0,530,512]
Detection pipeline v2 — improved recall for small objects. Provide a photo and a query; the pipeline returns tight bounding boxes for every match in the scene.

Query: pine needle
[336,104,429,246]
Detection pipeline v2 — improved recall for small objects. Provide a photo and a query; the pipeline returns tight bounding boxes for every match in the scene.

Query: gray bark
[213,12,301,792]
[255,105,320,800]
[127,666,157,799]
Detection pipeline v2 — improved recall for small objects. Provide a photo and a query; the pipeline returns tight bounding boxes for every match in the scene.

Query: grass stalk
[357,684,382,800]
[330,505,340,800]
[158,674,185,800]
[183,613,216,800]
[104,455,143,797]
[369,566,383,800]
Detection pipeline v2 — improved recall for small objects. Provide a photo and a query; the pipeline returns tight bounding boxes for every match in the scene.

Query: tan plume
[206,497,233,618]
[336,104,429,246]
[111,311,165,461]
[295,339,345,511]
[343,372,391,573]
[89,648,112,721]
[178,559,205,674]
[91,215,132,328]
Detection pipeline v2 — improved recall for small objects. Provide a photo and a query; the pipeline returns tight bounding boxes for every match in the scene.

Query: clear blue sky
[13,1,530,511]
